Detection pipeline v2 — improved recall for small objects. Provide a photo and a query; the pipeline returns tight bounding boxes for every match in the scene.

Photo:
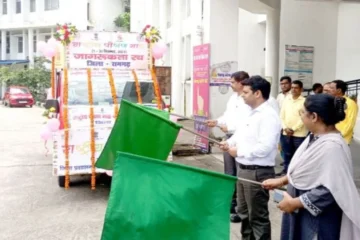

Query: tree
[0,57,51,102]
[114,12,131,32]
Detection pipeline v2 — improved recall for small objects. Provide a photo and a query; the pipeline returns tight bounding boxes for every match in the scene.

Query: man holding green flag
[100,152,237,240]
[95,99,181,170]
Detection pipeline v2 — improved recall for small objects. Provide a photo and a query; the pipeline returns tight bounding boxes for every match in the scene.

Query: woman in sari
[262,94,360,240]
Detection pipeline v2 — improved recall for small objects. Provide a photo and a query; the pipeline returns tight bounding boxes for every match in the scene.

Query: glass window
[10,87,30,94]
[18,37,23,53]
[16,0,21,14]
[67,78,156,106]
[2,0,7,15]
[45,0,59,11]
[33,36,37,52]
[30,0,36,12]
[6,32,10,54]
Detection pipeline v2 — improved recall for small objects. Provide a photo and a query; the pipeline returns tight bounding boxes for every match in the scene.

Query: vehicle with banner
[51,31,164,187]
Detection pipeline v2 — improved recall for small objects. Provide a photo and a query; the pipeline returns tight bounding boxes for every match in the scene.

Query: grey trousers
[237,166,275,240]
[224,134,237,209]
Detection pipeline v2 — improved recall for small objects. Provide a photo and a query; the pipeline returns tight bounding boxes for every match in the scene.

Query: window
[18,37,23,53]
[33,36,37,52]
[6,32,9,54]
[30,0,36,12]
[87,3,89,21]
[2,0,7,15]
[16,0,21,14]
[45,35,51,42]
[45,0,59,11]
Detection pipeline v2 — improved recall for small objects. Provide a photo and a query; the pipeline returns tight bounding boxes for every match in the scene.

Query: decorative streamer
[51,56,55,98]
[63,68,70,189]
[107,68,119,118]
[150,67,162,110]
[131,69,142,104]
[87,68,96,190]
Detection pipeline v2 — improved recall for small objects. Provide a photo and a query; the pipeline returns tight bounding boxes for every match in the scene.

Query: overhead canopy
[0,60,29,66]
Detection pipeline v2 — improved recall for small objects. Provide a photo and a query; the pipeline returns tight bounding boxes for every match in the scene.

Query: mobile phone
[273,190,284,203]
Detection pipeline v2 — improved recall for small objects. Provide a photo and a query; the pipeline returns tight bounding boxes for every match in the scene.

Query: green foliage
[0,57,51,102]
[114,12,131,32]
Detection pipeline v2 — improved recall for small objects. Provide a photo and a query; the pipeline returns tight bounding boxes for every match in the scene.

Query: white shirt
[227,101,281,166]
[267,96,280,115]
[276,91,290,110]
[217,93,249,134]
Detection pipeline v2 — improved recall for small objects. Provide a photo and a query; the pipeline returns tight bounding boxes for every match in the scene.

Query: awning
[0,60,30,65]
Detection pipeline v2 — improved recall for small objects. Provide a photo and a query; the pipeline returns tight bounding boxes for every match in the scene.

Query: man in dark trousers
[206,71,250,223]
[221,76,281,239]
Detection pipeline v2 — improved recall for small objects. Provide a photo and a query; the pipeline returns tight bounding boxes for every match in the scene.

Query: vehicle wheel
[29,105,33,108]
[9,103,13,108]
[58,176,66,188]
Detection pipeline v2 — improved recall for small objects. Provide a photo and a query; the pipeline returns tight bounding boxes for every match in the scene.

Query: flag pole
[181,126,222,145]
[237,177,287,191]
[170,112,206,124]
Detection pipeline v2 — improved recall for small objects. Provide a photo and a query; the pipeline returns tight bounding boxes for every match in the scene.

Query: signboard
[284,45,314,89]
[193,44,210,153]
[67,32,148,70]
[210,61,238,86]
[53,128,111,176]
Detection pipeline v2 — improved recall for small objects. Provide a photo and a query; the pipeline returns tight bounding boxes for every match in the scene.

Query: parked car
[3,86,34,108]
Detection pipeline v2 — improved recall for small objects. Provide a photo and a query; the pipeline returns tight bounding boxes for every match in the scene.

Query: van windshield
[67,78,156,106]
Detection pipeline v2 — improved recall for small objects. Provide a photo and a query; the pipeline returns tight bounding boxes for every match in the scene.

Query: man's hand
[219,124,228,133]
[284,128,294,136]
[219,141,229,151]
[206,120,217,128]
[228,147,237,157]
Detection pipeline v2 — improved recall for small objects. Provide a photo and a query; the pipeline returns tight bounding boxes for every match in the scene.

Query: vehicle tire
[58,176,66,188]
[9,103,13,108]
[29,105,33,108]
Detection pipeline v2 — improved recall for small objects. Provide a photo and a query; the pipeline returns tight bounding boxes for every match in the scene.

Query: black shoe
[275,171,286,176]
[230,214,241,223]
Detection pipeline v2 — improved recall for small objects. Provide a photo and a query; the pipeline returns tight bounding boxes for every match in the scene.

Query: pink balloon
[47,37,58,48]
[47,118,60,132]
[37,41,47,53]
[152,51,163,59]
[40,126,52,141]
[43,46,57,58]
[157,42,168,53]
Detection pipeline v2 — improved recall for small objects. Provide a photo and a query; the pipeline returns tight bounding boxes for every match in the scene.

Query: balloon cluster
[152,42,168,60]
[37,37,59,58]
[40,118,60,141]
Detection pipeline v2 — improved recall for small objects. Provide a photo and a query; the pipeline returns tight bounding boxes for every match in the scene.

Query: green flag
[101,152,237,240]
[96,100,181,170]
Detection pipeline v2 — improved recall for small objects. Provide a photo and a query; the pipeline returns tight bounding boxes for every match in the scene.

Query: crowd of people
[206,73,360,240]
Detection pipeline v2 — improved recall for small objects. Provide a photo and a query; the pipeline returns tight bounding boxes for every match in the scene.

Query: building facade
[0,0,128,64]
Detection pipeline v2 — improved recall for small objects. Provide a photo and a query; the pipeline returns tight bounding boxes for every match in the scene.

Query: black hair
[242,75,271,100]
[312,83,323,92]
[292,80,303,89]
[280,76,292,84]
[304,94,346,126]
[231,71,249,83]
[332,80,347,94]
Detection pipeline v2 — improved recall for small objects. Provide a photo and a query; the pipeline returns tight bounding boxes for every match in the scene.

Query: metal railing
[301,79,360,98]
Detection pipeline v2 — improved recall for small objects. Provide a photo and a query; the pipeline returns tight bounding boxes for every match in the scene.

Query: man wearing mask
[330,80,358,145]
[277,80,308,176]
[206,70,250,223]
[220,76,281,239]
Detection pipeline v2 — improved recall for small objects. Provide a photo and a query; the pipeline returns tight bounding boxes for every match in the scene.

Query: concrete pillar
[1,30,6,60]
[171,0,183,114]
[265,9,280,97]
[28,29,34,66]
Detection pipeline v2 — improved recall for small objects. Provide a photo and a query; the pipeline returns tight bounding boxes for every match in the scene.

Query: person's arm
[280,100,287,129]
[237,113,280,159]
[291,99,305,132]
[299,186,336,216]
[338,100,358,139]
